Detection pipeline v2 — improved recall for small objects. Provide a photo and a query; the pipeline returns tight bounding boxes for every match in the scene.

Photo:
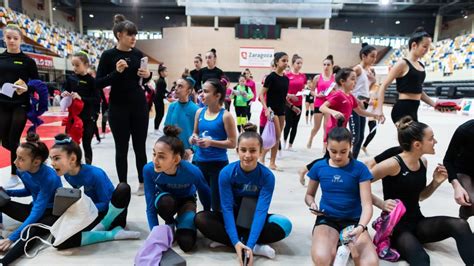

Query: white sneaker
[4,176,21,189]
[253,244,276,259]
[136,183,145,196]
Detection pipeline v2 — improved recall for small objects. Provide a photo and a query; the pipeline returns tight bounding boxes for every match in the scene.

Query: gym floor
[0,104,472,265]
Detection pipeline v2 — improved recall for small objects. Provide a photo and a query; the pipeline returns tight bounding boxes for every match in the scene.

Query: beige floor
[0,104,472,265]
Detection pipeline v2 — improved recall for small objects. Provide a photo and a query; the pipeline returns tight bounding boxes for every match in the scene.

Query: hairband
[78,51,89,57]
[6,23,21,30]
[55,137,72,145]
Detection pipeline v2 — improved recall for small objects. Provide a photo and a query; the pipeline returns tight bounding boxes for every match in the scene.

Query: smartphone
[242,250,249,266]
[140,57,148,70]
[309,208,325,215]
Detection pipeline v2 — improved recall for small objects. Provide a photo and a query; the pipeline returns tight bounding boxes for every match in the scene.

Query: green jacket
[232,85,253,107]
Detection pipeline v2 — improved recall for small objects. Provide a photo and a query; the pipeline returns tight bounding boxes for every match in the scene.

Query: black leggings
[458,174,474,219]
[0,105,27,175]
[82,119,95,165]
[362,120,377,148]
[392,216,474,266]
[0,202,58,265]
[108,103,148,184]
[101,110,109,134]
[283,105,302,145]
[391,99,420,124]
[156,194,197,252]
[54,183,131,250]
[194,211,286,247]
[195,160,228,211]
[153,99,165,130]
[235,106,248,132]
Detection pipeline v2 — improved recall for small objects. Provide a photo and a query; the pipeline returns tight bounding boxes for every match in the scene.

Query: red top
[324,90,357,141]
[314,74,335,107]
[286,72,307,106]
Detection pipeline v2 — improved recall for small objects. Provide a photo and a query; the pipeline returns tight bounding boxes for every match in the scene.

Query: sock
[92,203,124,231]
[81,227,140,246]
[209,241,226,248]
[253,244,275,259]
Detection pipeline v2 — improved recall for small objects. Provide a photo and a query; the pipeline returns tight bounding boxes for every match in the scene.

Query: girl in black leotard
[0,24,39,188]
[96,14,152,195]
[377,27,439,124]
[370,116,474,266]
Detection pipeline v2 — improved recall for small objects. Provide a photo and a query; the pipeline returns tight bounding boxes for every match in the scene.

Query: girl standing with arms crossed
[164,76,199,161]
[0,23,39,188]
[259,52,289,171]
[190,79,237,211]
[306,55,335,150]
[153,64,168,135]
[283,54,306,151]
[62,51,100,164]
[351,44,377,159]
[96,14,152,195]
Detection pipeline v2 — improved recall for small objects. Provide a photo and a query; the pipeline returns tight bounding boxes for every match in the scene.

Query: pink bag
[261,114,276,150]
[135,225,174,266]
[372,199,406,262]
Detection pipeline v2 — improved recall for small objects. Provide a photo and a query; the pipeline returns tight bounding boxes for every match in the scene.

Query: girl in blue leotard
[195,123,292,265]
[144,125,211,252]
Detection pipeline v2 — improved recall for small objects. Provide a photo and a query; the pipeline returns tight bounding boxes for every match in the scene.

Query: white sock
[113,229,141,240]
[209,241,226,248]
[253,244,275,259]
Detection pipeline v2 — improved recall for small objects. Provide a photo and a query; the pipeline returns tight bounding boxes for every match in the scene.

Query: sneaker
[95,139,101,145]
[101,133,106,139]
[4,176,21,189]
[362,146,369,156]
[136,183,145,196]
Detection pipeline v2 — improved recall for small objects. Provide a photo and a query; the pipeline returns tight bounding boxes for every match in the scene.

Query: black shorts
[314,216,358,233]
[314,107,322,114]
[306,95,314,104]
[391,99,420,124]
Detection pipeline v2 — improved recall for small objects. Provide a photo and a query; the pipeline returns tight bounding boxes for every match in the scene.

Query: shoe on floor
[4,175,22,189]
[136,183,145,196]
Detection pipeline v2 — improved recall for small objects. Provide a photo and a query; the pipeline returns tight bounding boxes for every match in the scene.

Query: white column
[187,15,191,27]
[433,14,442,42]
[47,0,53,25]
[4,0,9,8]
[214,16,218,29]
[297,18,302,29]
[324,18,330,30]
[76,2,83,34]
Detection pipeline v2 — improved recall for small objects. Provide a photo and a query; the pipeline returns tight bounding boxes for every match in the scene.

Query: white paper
[60,96,72,112]
[1,83,16,98]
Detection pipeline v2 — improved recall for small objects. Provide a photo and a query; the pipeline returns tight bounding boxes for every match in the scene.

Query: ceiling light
[89,14,94,18]
[165,16,170,20]
[464,15,468,19]
[395,20,400,24]
[53,7,56,11]
[379,0,390,5]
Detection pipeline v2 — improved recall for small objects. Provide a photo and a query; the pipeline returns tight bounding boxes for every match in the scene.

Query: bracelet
[357,224,367,231]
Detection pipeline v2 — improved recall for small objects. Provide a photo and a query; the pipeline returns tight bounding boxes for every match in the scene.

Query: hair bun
[395,116,414,130]
[242,123,257,133]
[210,48,216,54]
[163,125,181,138]
[26,132,40,143]
[113,14,126,25]
[414,26,426,33]
[326,54,333,60]
[361,42,369,48]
